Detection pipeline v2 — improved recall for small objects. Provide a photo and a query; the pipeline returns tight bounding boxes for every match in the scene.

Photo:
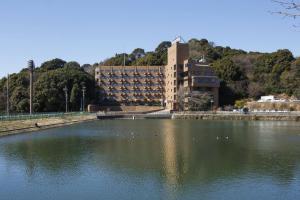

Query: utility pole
[82,85,86,112]
[123,53,126,66]
[210,99,214,112]
[63,86,68,113]
[28,60,35,115]
[6,74,9,116]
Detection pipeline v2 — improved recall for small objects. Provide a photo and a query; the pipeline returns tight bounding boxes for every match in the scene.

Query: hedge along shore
[0,114,97,137]
[172,113,300,121]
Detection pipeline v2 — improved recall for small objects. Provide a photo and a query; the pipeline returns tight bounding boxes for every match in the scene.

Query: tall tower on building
[165,38,189,110]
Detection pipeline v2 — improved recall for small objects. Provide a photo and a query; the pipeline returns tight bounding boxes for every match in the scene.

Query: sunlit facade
[95,41,220,110]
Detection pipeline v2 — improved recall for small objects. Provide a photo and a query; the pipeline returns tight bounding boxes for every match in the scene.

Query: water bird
[216,136,219,140]
[225,136,229,140]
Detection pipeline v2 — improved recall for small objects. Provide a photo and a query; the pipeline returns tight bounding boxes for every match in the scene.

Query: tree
[272,0,300,26]
[133,53,161,66]
[33,67,95,112]
[213,58,245,82]
[64,61,81,70]
[187,91,212,111]
[81,64,95,76]
[102,53,131,66]
[70,83,81,111]
[272,0,300,18]
[234,100,247,109]
[0,92,5,113]
[155,41,171,53]
[131,48,146,59]
[40,58,66,71]
[177,85,186,111]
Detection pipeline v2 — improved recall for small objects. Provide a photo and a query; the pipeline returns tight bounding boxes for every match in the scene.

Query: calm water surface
[0,120,300,200]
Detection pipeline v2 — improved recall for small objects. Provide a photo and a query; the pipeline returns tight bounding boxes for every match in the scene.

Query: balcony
[134,93,142,97]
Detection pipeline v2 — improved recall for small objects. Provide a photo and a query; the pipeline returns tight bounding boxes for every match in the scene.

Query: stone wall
[247,102,300,111]
[173,113,300,121]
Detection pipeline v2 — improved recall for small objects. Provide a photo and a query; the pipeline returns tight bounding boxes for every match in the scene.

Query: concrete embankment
[0,114,97,137]
[172,113,300,121]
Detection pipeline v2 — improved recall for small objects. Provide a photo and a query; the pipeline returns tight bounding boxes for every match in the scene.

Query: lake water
[0,120,300,200]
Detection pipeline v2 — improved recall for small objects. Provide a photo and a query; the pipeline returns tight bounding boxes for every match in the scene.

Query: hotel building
[95,41,220,111]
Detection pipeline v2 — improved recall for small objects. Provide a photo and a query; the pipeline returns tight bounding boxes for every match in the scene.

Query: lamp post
[6,74,9,116]
[63,86,68,113]
[28,60,35,115]
[82,85,86,112]
[210,99,214,112]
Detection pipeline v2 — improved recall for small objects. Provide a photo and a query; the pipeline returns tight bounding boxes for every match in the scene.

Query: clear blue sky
[0,0,299,77]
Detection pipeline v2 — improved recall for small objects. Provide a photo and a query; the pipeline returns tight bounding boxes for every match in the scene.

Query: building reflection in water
[1,120,300,194]
[161,120,179,190]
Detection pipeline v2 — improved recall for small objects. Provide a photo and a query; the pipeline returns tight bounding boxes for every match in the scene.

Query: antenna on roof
[172,36,185,44]
[199,55,206,63]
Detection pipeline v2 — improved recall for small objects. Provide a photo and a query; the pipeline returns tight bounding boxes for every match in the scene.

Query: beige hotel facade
[95,41,220,111]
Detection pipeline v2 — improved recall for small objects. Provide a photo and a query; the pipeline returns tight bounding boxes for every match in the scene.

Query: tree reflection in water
[1,120,300,191]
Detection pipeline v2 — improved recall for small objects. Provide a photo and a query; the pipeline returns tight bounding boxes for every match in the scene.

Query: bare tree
[177,85,186,111]
[272,0,300,23]
[187,91,212,111]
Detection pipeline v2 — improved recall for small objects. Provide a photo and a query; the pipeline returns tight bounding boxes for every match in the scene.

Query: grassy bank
[0,113,96,137]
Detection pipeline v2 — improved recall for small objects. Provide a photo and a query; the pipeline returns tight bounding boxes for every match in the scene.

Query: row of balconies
[100,78,164,82]
[101,72,164,76]
[100,75,164,79]
[106,93,163,97]
[106,87,164,91]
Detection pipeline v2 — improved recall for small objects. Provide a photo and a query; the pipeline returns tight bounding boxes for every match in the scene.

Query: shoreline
[0,114,97,138]
[172,113,300,121]
[1,112,299,138]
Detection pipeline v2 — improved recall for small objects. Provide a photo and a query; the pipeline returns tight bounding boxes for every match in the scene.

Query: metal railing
[0,112,92,121]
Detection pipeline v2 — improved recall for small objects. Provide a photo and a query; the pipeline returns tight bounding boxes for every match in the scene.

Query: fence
[175,111,300,116]
[0,112,91,121]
